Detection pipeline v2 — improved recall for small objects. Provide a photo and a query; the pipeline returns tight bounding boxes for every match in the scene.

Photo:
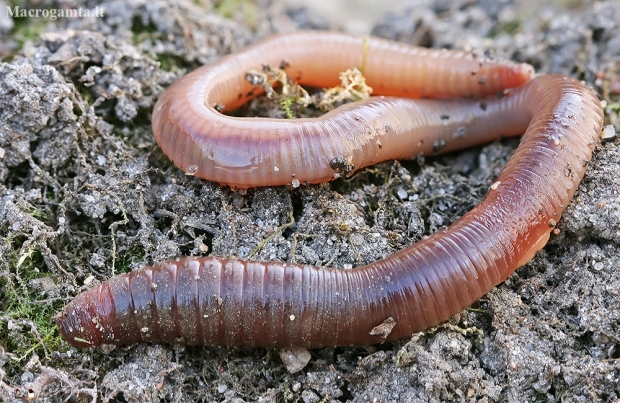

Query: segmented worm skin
[57,32,604,348]
[151,31,537,188]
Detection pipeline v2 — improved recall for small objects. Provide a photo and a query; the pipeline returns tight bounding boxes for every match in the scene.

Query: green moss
[130,16,194,72]
[73,80,95,106]
[131,14,159,36]
[11,18,47,42]
[489,20,521,37]
[0,250,65,361]
[279,98,296,120]
[151,53,195,73]
[605,103,620,112]
[4,8,48,60]
[214,0,259,26]
[17,200,50,223]
[115,247,146,274]
[156,54,179,72]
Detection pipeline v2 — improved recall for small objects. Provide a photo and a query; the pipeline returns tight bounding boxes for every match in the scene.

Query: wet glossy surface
[58,33,603,348]
[151,31,535,188]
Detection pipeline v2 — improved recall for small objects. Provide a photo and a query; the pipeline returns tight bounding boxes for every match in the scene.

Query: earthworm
[57,32,603,348]
[150,31,536,188]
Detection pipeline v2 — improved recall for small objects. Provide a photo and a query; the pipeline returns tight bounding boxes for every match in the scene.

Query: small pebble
[21,371,33,383]
[601,124,616,140]
[184,165,198,175]
[397,187,408,199]
[301,389,320,403]
[279,348,311,374]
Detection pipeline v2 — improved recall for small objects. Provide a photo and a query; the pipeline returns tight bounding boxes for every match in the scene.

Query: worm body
[57,32,603,348]
[151,31,535,188]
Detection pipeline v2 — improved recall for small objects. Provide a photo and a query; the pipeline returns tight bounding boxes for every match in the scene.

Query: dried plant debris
[0,0,619,402]
[243,64,373,119]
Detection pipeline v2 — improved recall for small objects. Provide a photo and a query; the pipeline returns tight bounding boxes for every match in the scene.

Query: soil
[0,0,619,402]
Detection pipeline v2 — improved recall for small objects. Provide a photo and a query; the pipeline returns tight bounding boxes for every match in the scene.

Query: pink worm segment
[150,31,537,188]
[57,32,603,348]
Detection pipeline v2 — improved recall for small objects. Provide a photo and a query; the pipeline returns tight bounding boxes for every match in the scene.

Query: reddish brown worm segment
[57,32,603,348]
